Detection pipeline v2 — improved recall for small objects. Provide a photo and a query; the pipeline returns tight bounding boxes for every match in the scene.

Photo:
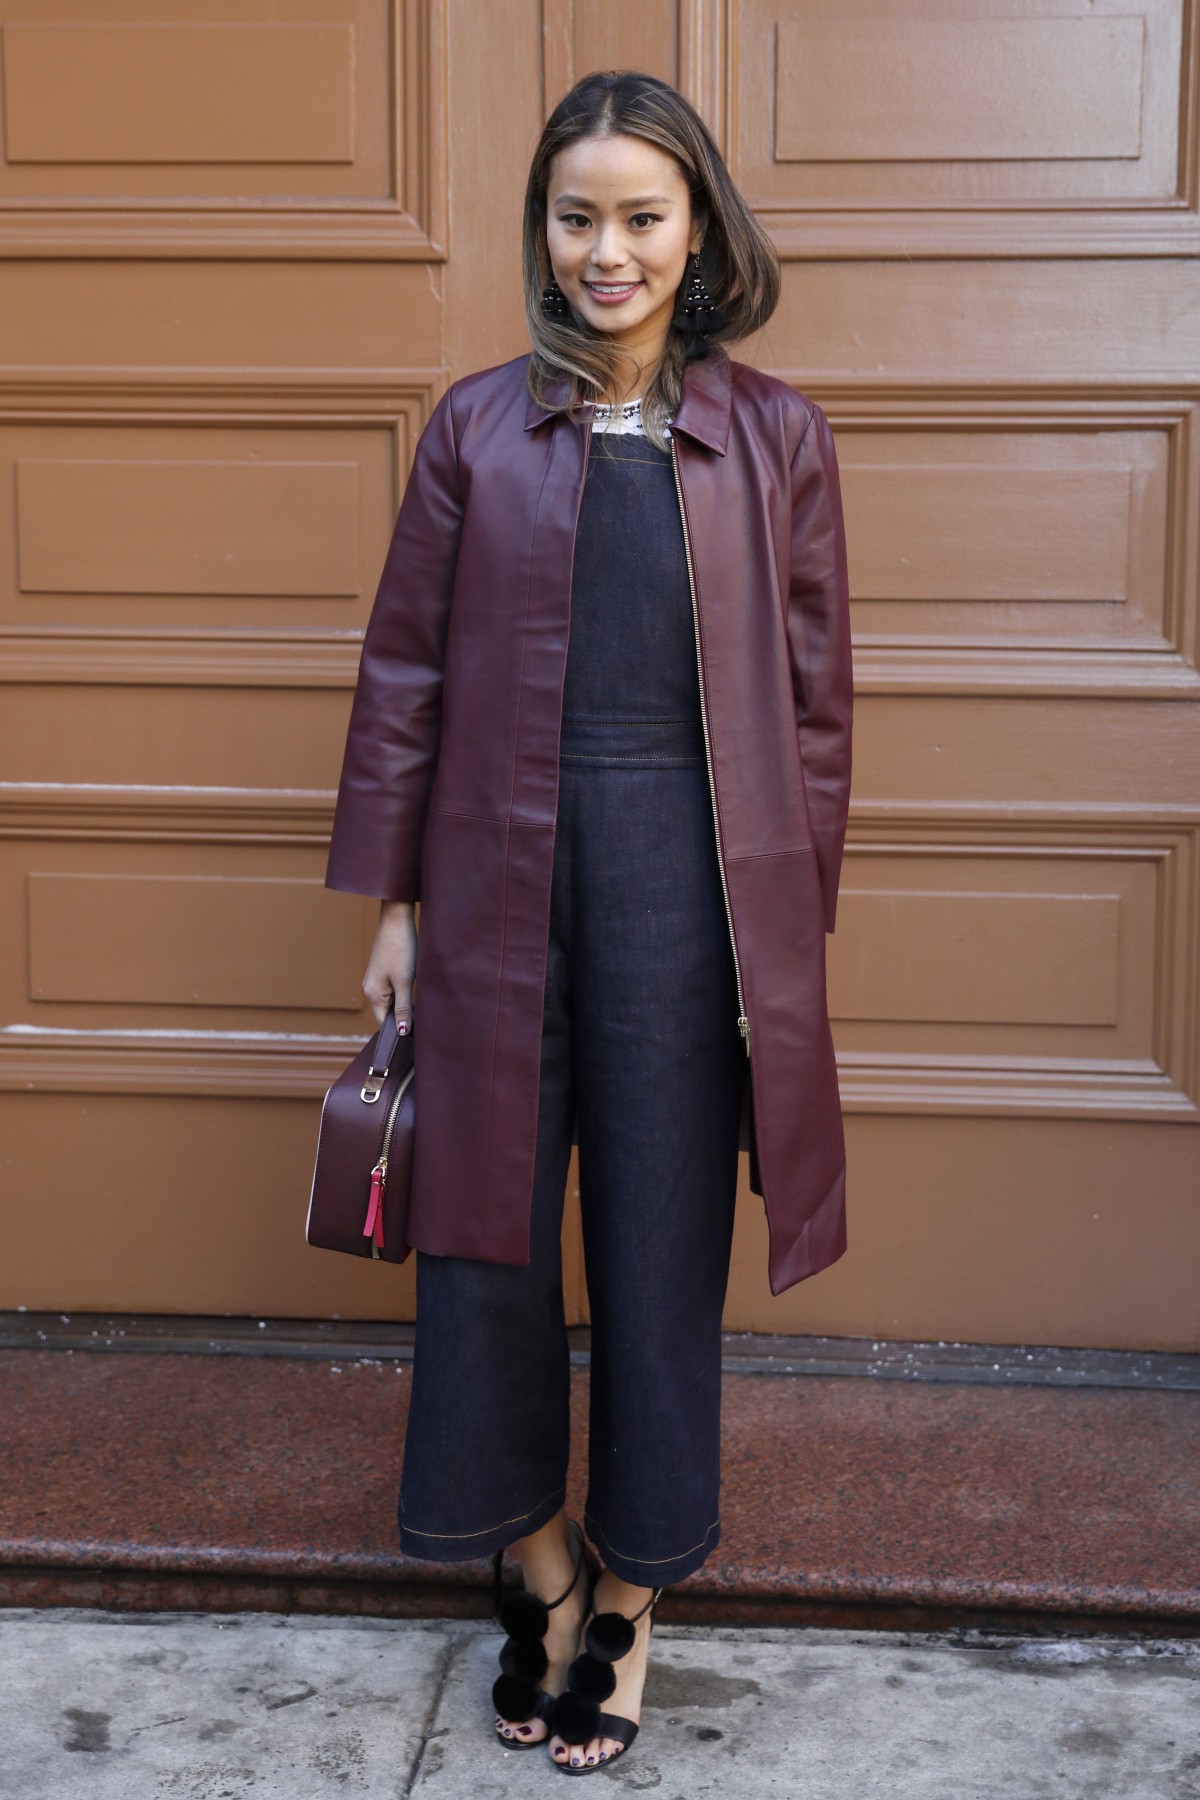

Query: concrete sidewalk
[2,1608,1197,1799]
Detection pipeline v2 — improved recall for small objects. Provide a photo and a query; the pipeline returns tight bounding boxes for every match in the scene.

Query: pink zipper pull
[364,1163,386,1250]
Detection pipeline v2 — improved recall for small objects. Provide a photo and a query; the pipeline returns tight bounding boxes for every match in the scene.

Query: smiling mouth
[582,280,642,302]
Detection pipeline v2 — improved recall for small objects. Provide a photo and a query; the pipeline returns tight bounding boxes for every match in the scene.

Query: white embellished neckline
[590,395,673,438]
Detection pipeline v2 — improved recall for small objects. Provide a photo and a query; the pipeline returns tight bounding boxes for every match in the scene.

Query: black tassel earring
[541,277,570,319]
[671,237,729,360]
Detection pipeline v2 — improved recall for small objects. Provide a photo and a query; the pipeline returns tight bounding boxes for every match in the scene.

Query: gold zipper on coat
[366,1065,415,1259]
[669,435,751,1056]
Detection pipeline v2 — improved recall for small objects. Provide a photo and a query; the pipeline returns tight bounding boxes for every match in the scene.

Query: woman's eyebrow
[552,193,675,208]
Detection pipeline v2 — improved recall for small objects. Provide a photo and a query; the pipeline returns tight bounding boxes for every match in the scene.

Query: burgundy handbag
[306,1013,415,1263]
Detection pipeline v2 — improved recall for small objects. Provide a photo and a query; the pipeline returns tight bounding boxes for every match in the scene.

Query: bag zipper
[669,435,751,1056]
[364,1063,415,1258]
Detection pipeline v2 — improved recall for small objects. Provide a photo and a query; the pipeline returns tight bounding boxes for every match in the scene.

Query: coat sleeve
[324,382,464,901]
[786,401,853,934]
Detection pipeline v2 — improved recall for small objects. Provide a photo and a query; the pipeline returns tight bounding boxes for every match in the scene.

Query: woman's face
[545,132,702,362]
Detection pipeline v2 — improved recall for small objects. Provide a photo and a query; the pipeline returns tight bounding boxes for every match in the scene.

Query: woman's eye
[555,212,662,229]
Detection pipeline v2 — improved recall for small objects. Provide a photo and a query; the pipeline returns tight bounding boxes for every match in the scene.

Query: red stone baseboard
[3,1331,1197,1632]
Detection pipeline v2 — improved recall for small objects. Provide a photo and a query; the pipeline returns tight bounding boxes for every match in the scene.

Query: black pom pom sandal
[491,1520,593,1749]
[548,1583,663,1773]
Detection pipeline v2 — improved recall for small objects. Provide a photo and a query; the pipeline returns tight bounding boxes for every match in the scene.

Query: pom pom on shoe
[566,1651,616,1702]
[584,1610,637,1663]
[491,1673,539,1723]
[499,1589,549,1640]
[498,1635,548,1681]
[550,1687,602,1745]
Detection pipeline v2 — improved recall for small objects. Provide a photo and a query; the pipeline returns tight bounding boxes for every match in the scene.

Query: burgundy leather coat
[325,344,852,1293]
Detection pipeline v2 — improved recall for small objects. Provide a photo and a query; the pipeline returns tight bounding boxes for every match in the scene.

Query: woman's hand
[363,900,417,1033]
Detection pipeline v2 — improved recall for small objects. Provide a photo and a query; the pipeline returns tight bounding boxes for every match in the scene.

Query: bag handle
[360,1011,404,1103]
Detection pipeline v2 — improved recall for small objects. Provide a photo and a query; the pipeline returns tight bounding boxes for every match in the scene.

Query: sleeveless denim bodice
[560,428,705,764]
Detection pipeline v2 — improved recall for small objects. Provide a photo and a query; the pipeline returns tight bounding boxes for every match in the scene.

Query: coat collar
[522,343,731,455]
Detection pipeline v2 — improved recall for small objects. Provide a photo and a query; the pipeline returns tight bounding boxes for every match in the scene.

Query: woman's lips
[582,280,642,305]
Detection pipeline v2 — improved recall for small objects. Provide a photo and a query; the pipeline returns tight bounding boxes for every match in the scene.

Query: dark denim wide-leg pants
[397,429,747,1588]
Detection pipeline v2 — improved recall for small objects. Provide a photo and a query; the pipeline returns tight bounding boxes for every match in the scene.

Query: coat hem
[767,1167,848,1295]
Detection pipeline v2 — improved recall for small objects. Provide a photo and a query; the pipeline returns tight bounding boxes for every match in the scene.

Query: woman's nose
[588,226,629,270]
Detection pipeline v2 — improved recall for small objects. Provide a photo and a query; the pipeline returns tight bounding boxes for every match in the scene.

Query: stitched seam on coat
[792,396,817,463]
[428,804,507,824]
[725,845,814,862]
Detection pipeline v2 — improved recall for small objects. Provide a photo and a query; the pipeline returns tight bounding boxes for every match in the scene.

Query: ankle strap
[628,1585,662,1623]
[545,1520,587,1612]
[597,1582,661,1626]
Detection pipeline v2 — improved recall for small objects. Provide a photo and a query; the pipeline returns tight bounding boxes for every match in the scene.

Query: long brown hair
[523,71,781,453]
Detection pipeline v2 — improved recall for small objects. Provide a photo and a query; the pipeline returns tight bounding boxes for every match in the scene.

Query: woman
[325,70,852,1774]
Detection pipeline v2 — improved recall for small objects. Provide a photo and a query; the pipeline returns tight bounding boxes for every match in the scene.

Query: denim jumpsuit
[396,399,748,1587]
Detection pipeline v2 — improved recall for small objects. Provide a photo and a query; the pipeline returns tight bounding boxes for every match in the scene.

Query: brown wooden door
[2,0,1197,1350]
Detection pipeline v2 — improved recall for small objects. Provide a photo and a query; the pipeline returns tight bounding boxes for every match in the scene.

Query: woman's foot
[548,1571,656,1770]
[494,1512,591,1747]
